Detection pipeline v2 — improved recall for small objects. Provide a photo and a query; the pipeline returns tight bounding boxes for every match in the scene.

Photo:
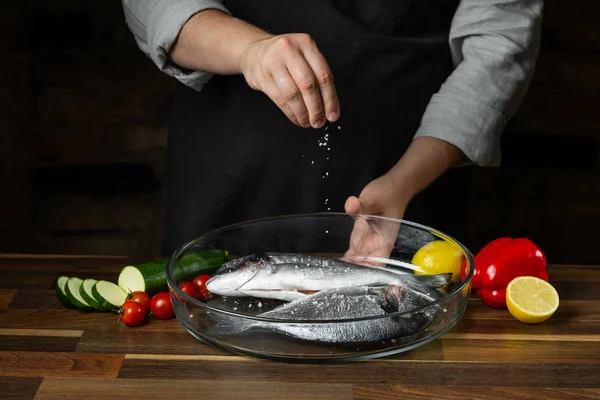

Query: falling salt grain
[443,308,448,313]
[311,160,314,164]
[337,126,341,130]
[258,302,262,308]
[233,307,238,311]
[325,230,329,234]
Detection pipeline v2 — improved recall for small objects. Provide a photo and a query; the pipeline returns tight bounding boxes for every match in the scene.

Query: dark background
[1,1,598,264]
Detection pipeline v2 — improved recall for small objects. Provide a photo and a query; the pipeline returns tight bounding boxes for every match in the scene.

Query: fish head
[382,285,437,313]
[382,285,407,312]
[205,253,268,296]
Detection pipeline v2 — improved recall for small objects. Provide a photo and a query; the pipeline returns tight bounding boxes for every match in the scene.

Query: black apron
[162,0,469,256]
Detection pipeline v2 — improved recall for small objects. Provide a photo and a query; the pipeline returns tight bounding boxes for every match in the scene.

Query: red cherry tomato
[127,291,151,312]
[197,287,210,301]
[120,301,146,327]
[179,281,199,299]
[193,274,211,301]
[193,274,210,291]
[150,292,174,319]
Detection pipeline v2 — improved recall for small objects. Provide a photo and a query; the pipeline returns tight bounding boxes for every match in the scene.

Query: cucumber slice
[93,280,127,311]
[79,279,108,312]
[118,265,147,294]
[65,277,94,311]
[118,249,228,296]
[56,276,75,308]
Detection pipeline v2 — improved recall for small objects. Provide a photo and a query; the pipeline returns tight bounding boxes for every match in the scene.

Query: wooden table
[1,254,599,399]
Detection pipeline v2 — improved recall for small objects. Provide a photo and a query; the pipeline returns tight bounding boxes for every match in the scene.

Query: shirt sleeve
[122,0,231,91]
[413,0,543,167]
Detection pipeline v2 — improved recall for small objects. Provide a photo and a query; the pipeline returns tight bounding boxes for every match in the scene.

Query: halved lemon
[506,276,559,324]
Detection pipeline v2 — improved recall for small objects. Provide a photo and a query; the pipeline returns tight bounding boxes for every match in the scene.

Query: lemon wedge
[506,276,559,324]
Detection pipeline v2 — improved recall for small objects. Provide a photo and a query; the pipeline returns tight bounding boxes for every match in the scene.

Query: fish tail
[414,272,453,288]
[203,315,255,337]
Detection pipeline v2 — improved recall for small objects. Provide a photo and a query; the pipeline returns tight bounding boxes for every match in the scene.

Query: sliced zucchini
[65,277,94,311]
[92,280,127,311]
[118,265,148,294]
[55,276,75,308]
[79,278,108,312]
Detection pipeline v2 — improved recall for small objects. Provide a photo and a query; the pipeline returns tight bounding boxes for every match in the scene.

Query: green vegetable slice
[79,278,108,312]
[65,277,94,311]
[92,280,128,311]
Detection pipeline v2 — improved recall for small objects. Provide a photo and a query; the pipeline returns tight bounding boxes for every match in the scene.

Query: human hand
[341,136,467,264]
[239,33,340,129]
[342,173,410,264]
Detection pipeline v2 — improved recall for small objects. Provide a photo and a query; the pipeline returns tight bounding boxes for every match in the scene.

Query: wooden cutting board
[1,254,600,399]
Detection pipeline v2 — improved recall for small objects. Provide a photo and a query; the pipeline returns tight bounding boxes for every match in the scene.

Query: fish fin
[413,273,453,288]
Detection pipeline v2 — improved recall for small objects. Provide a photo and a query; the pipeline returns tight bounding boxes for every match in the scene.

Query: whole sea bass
[206,252,452,301]
[210,284,442,343]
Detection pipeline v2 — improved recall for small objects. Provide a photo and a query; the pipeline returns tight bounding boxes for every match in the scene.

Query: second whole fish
[208,284,443,343]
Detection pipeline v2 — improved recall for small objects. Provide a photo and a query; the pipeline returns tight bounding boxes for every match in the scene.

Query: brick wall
[0,0,598,264]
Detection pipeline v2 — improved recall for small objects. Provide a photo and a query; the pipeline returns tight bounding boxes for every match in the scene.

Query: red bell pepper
[461,237,548,308]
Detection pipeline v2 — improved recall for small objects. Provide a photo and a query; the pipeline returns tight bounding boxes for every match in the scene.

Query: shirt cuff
[147,1,231,91]
[413,90,506,167]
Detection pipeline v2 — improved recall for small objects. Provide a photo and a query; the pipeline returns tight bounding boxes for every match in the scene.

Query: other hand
[342,173,410,263]
[240,33,340,128]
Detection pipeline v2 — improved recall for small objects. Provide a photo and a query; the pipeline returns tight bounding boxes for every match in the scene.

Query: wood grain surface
[1,254,599,399]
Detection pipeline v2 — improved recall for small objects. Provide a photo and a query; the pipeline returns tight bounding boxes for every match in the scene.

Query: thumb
[344,195,363,214]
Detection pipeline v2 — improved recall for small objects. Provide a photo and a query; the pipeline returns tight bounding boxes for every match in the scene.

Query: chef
[121,0,542,256]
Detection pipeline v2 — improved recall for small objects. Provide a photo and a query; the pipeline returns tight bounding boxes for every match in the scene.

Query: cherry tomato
[120,301,146,327]
[192,274,211,291]
[179,281,198,299]
[197,287,210,301]
[127,291,151,312]
[150,292,174,319]
[192,274,211,301]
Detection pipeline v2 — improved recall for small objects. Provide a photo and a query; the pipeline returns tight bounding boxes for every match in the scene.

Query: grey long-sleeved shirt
[122,0,543,167]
